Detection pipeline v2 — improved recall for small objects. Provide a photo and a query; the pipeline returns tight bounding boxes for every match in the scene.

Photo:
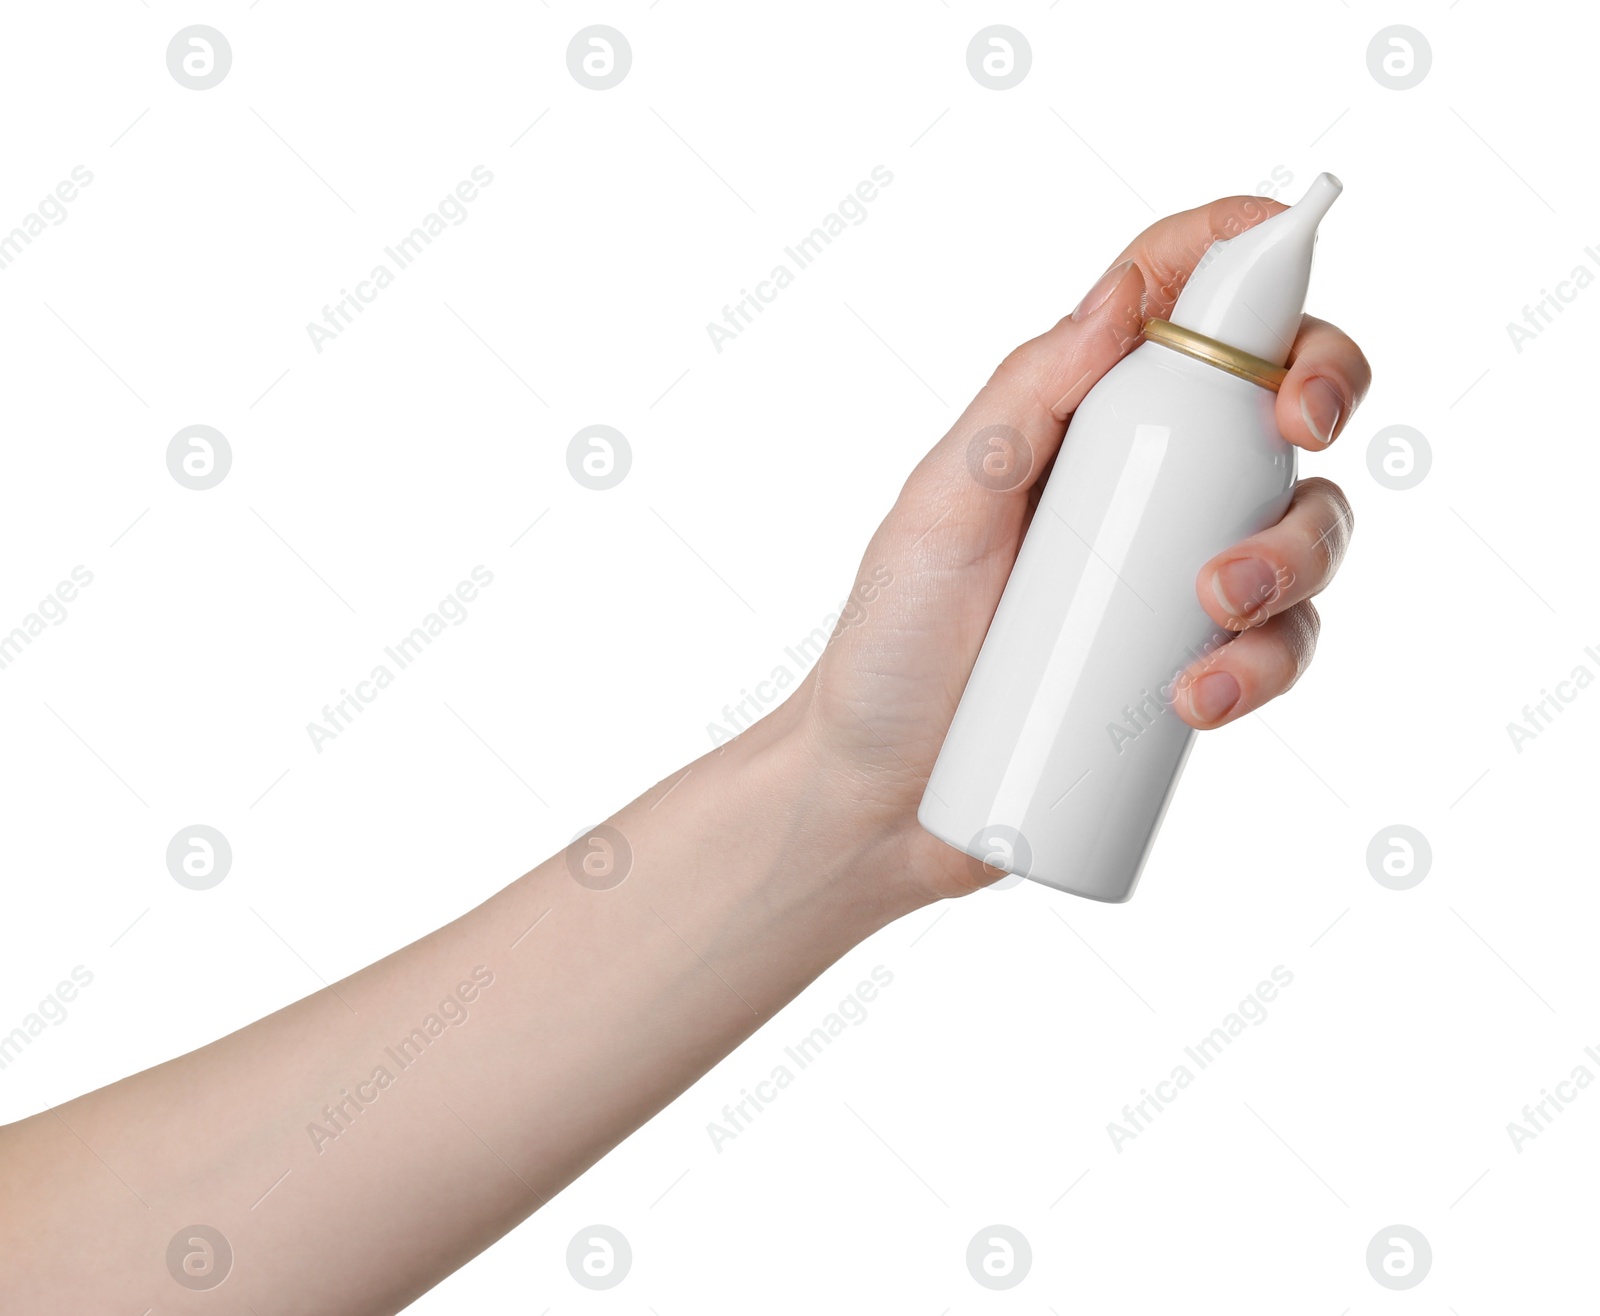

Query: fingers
[1175,601,1321,730]
[903,194,1288,528]
[1197,477,1354,631]
[1276,314,1373,450]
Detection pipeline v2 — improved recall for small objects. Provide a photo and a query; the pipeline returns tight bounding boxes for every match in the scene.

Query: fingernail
[1213,557,1278,624]
[1072,259,1135,322]
[1188,672,1241,724]
[1299,375,1344,446]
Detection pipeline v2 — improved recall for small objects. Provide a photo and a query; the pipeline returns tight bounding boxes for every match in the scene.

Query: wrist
[705,706,938,924]
[520,698,937,1026]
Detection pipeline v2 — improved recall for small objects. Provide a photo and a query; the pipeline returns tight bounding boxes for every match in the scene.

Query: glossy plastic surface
[918,173,1340,901]
[918,345,1296,901]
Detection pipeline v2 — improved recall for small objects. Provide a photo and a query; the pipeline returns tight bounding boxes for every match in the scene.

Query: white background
[0,1,1593,1310]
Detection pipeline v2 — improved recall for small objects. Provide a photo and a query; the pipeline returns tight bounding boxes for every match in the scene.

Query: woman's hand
[780,193,1370,903]
[0,191,1369,1316]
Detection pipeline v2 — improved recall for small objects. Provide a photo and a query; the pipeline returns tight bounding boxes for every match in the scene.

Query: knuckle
[1249,604,1320,702]
[1347,341,1375,401]
[1283,600,1321,675]
[1291,478,1355,575]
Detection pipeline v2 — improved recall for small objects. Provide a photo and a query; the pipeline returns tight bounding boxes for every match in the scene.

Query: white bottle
[919,173,1343,902]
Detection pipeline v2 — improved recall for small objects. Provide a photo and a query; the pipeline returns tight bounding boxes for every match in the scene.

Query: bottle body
[918,340,1296,901]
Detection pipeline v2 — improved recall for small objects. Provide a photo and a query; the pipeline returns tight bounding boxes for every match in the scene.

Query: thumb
[891,257,1145,560]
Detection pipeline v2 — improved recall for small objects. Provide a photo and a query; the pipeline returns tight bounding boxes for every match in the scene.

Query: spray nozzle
[1167,171,1342,369]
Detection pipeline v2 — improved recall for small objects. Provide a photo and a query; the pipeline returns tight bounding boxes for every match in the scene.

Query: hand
[779,194,1369,903]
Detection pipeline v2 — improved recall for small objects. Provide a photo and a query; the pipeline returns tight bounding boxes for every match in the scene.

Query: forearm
[1,708,925,1314]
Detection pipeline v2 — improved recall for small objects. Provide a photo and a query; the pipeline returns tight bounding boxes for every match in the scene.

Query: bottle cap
[1165,172,1342,368]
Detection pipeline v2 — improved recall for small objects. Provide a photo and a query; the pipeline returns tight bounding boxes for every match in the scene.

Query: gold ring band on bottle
[1142,318,1290,393]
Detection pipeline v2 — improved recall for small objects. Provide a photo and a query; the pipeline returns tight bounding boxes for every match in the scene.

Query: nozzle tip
[1296,172,1343,225]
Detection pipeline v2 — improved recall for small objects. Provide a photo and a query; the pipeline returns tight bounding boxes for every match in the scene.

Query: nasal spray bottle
[918,173,1342,902]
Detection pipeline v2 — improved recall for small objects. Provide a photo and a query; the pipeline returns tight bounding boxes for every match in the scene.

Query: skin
[0,194,1367,1313]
